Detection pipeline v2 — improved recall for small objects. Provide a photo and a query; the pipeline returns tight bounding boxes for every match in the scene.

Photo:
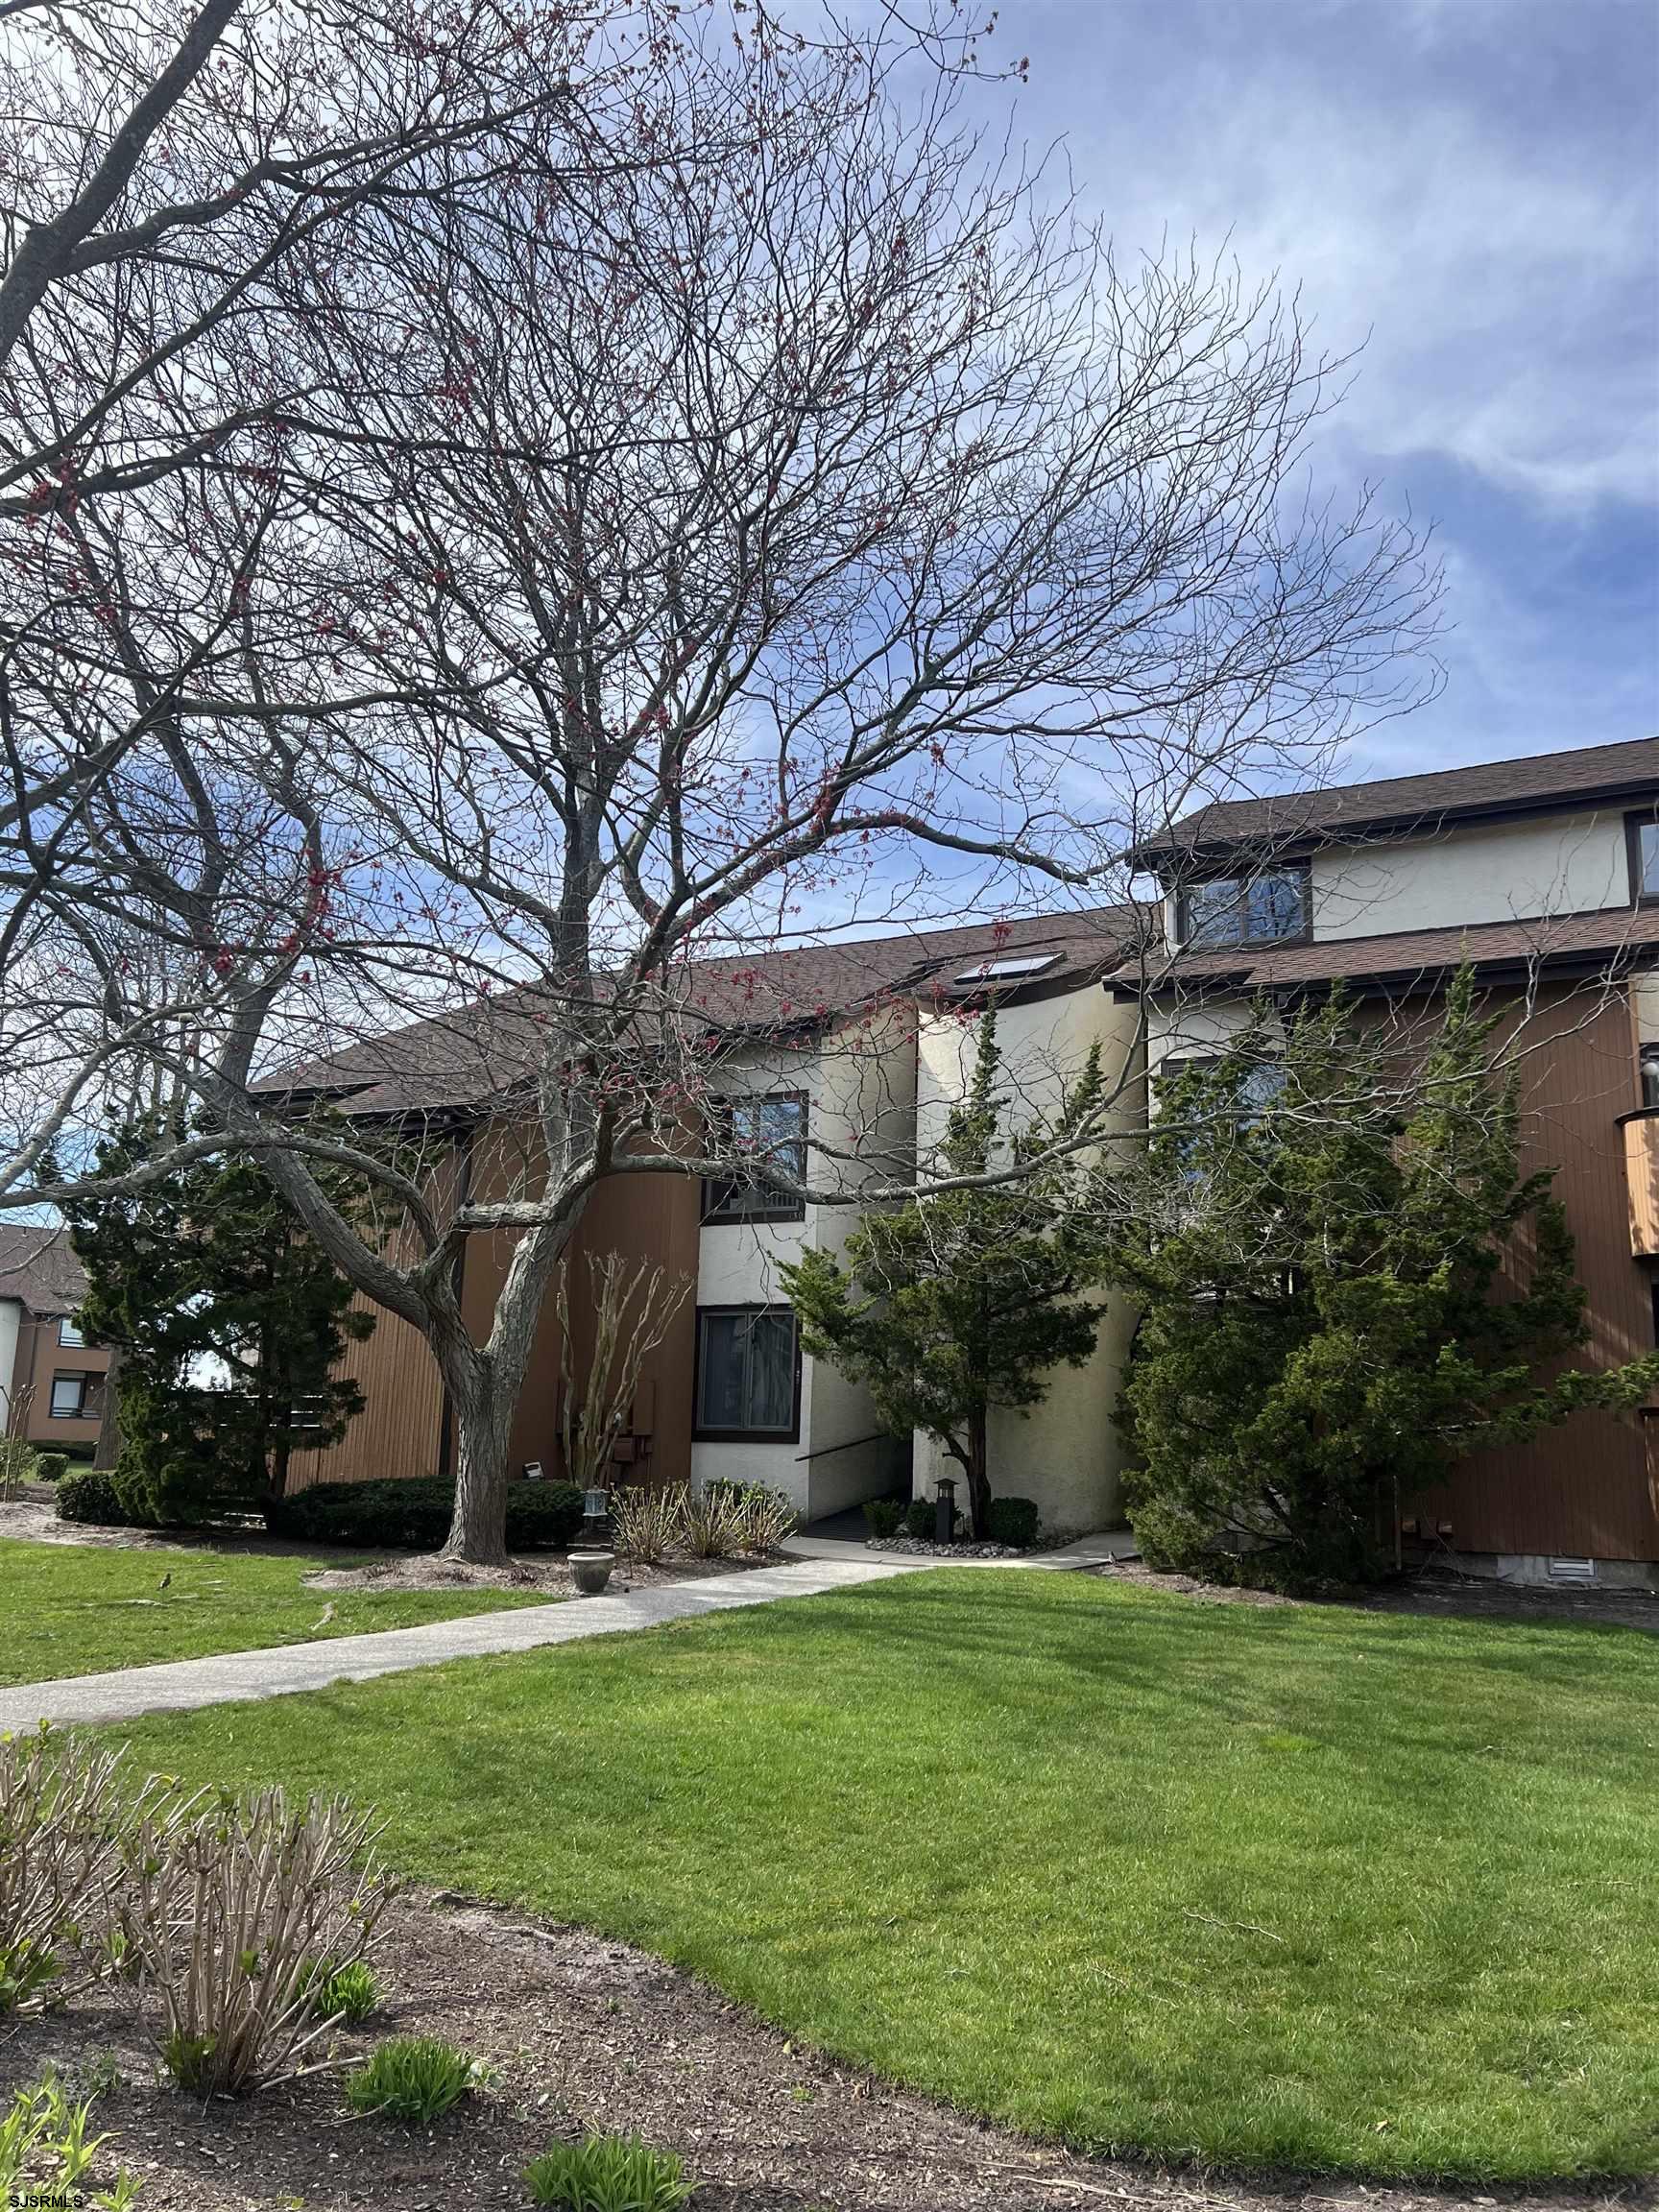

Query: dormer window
[1176,866,1310,949]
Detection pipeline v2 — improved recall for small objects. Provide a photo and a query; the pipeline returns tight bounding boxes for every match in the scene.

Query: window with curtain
[694,1307,799,1436]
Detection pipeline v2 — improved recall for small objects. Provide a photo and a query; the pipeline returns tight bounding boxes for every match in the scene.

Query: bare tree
[2,7,1440,1564]
[556,1252,691,1498]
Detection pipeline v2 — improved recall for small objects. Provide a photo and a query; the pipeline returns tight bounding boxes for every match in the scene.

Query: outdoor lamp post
[570,1485,615,1596]
[934,1478,956,1546]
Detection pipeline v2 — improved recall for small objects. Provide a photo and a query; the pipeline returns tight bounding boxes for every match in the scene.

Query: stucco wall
[0,1300,19,1434]
[1143,996,1262,1094]
[1311,809,1630,942]
[912,985,1143,1535]
[691,1008,919,1519]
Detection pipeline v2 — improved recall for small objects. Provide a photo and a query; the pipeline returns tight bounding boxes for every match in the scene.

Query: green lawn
[107,1570,1658,2181]
[0,1538,550,1685]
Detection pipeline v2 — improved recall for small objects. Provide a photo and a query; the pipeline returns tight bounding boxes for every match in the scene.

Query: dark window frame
[1626,812,1659,906]
[48,1371,98,1419]
[692,1304,803,1443]
[56,1316,85,1348]
[1174,862,1312,950]
[700,1092,809,1226]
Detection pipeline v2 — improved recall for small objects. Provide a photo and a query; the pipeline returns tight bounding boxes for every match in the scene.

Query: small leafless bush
[734,1486,798,1556]
[116,1787,399,2098]
[0,1392,37,1499]
[0,1729,131,2015]
[611,1483,688,1566]
[682,1486,747,1561]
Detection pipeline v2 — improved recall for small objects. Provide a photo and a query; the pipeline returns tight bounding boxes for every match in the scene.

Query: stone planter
[568,1548,615,1596]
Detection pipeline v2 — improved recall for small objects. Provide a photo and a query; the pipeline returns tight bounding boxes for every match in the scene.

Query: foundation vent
[1547,1556,1596,1585]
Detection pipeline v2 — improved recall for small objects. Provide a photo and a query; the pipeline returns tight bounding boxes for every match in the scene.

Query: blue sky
[963,0,1659,781]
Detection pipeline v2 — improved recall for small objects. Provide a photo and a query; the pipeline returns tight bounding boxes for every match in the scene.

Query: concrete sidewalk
[0,1553,933,1733]
[0,1529,1137,1734]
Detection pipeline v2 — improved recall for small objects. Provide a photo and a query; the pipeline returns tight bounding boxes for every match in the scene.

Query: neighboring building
[280,733,1659,1583]
[281,907,1141,1526]
[1121,733,1659,1585]
[0,1225,108,1456]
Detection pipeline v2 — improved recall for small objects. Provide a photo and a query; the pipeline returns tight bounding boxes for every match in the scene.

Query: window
[694,1307,800,1438]
[1643,1043,1659,1111]
[1176,867,1309,948]
[57,1317,85,1348]
[49,1372,96,1419]
[701,1094,807,1223]
[1154,1052,1284,1156]
[1628,813,1659,904]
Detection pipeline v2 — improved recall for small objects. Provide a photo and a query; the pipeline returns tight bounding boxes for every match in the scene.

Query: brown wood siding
[283,1148,462,1490]
[288,1131,700,1495]
[1409,981,1659,1561]
[1623,1115,1659,1255]
[283,1294,447,1488]
[452,1140,700,1489]
[9,1313,109,1451]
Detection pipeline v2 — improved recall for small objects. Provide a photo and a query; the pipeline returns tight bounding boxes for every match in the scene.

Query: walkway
[0,1528,1139,1733]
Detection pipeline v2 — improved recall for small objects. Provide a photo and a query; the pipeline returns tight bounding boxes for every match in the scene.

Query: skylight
[951,952,1060,984]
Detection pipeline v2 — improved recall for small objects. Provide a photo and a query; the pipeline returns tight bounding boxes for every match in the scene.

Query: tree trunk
[966,1404,992,1541]
[94,1347,125,1470]
[443,1352,516,1567]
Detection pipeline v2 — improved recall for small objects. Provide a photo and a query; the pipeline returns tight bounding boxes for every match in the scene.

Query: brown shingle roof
[1111,902,1659,997]
[266,906,1144,1116]
[0,1225,87,1317]
[1130,734,1659,866]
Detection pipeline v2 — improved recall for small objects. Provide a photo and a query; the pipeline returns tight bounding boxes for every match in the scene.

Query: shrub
[525,2132,694,2210]
[863,1498,904,1539]
[903,1498,937,1541]
[0,1730,132,2016]
[346,2035,488,2122]
[302,1957,380,2025]
[682,1484,746,1559]
[612,1483,686,1565]
[34,1452,69,1483]
[108,1440,227,1530]
[116,1785,398,2097]
[56,1470,137,1527]
[986,1496,1040,1548]
[0,2072,145,2211]
[265,1477,584,1552]
[733,1483,797,1554]
[506,1481,588,1551]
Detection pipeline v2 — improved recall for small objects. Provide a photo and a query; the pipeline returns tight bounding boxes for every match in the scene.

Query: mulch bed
[2,1889,1646,2212]
[0,1485,768,1596]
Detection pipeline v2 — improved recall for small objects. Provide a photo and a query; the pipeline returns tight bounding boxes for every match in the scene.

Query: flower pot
[569,1548,615,1596]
